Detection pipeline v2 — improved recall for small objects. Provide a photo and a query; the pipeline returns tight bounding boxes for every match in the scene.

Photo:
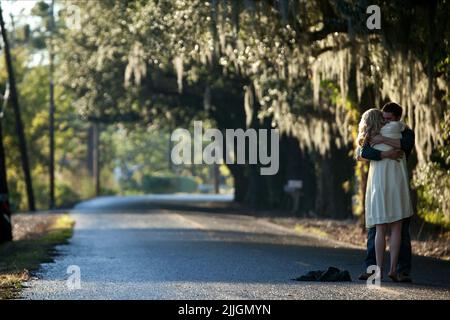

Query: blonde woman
[357,108,414,281]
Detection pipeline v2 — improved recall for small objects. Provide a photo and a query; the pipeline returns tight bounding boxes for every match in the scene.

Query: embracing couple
[356,102,415,282]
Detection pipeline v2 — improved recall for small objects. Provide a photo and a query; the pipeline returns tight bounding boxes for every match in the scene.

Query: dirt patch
[11,213,60,241]
[265,216,450,260]
[0,213,74,299]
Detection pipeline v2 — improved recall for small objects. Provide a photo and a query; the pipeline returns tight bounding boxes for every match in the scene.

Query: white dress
[365,121,414,228]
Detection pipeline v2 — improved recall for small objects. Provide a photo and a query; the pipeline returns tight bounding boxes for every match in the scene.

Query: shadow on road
[73,194,296,218]
[64,226,450,289]
[67,195,450,290]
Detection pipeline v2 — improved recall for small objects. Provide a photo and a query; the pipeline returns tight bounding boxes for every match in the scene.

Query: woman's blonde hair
[356,108,383,147]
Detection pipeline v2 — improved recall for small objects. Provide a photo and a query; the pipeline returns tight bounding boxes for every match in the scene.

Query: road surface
[23,195,450,300]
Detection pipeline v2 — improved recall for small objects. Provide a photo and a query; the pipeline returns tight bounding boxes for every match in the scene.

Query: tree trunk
[427,0,437,106]
[227,164,248,203]
[315,144,353,219]
[87,125,94,176]
[245,163,268,209]
[0,4,35,211]
[0,119,12,243]
[243,91,268,209]
[210,82,249,203]
[48,0,56,210]
[281,135,316,215]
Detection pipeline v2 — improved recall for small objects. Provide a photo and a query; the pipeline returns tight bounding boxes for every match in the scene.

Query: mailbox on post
[284,180,303,213]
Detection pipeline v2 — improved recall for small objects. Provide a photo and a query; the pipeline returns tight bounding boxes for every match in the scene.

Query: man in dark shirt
[357,102,415,283]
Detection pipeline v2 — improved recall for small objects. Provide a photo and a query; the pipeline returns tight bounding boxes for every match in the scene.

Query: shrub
[55,182,81,209]
[412,111,450,229]
[139,175,198,194]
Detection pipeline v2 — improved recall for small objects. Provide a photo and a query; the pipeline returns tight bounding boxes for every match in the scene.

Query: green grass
[0,215,75,299]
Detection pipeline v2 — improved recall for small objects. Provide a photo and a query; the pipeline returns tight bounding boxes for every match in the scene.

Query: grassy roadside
[0,214,75,299]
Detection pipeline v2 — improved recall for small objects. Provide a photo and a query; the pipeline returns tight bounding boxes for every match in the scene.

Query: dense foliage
[1,0,448,226]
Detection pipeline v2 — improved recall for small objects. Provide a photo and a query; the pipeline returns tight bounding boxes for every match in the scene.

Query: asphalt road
[23,195,450,300]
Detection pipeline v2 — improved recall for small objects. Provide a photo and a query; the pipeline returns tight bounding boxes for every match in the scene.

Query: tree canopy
[1,0,448,225]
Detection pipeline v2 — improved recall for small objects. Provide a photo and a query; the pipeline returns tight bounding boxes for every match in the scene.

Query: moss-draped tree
[55,0,449,221]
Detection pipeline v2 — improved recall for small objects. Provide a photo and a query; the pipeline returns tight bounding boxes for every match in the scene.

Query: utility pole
[0,3,35,212]
[0,85,12,244]
[168,128,173,172]
[49,0,55,209]
[92,122,100,196]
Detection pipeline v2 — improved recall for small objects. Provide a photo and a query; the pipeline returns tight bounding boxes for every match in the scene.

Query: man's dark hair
[382,102,403,118]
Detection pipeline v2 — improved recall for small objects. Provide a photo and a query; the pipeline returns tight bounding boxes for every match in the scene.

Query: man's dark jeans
[364,217,412,274]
